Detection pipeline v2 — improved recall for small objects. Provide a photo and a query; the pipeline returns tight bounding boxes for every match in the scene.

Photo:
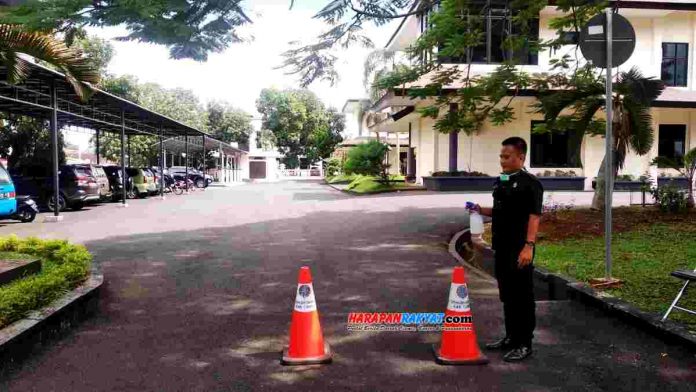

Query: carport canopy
[0,60,246,216]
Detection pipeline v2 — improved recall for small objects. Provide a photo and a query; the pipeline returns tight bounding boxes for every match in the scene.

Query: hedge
[0,236,92,329]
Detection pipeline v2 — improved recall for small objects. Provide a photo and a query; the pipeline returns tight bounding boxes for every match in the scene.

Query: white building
[247,118,282,181]
[367,0,696,191]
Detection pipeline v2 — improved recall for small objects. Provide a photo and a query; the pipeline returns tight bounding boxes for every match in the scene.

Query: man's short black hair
[502,137,527,155]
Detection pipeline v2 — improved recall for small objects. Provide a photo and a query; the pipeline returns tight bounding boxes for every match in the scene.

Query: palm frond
[623,99,655,156]
[616,67,665,106]
[0,25,100,101]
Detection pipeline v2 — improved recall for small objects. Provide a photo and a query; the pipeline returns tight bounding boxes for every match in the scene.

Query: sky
[66,0,401,151]
[93,0,399,117]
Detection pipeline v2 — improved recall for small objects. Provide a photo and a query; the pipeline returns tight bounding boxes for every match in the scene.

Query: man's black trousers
[494,248,536,348]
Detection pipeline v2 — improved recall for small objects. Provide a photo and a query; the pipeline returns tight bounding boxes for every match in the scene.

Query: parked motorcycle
[13,196,39,223]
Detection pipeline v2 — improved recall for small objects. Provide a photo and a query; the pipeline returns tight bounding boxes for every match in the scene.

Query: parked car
[80,164,112,201]
[10,164,100,211]
[0,162,17,218]
[168,166,208,188]
[125,168,149,198]
[102,166,129,202]
[141,168,159,195]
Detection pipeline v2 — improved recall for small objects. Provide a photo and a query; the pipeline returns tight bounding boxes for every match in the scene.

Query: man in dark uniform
[467,137,543,362]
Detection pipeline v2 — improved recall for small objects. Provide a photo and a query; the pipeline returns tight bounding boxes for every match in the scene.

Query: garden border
[0,269,103,376]
[449,227,696,351]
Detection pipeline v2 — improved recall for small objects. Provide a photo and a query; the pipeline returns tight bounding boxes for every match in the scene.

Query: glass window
[530,121,581,168]
[662,43,689,87]
[0,166,12,185]
[658,124,686,166]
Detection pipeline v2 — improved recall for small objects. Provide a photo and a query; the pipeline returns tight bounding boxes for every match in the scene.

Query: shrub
[431,171,490,177]
[537,170,578,177]
[616,174,636,181]
[0,236,92,328]
[650,185,689,213]
[343,140,389,177]
[326,158,342,178]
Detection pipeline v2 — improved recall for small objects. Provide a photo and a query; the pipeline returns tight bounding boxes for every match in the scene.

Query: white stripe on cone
[294,283,318,312]
[447,283,471,312]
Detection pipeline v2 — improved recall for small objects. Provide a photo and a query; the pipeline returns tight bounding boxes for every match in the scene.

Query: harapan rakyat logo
[298,284,312,298]
[456,285,468,299]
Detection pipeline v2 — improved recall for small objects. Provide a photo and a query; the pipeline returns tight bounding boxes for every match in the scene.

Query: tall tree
[206,101,253,151]
[0,115,66,169]
[0,0,252,61]
[256,88,342,168]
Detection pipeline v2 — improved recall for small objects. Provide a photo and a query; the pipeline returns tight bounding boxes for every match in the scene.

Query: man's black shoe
[485,337,514,350]
[503,346,533,362]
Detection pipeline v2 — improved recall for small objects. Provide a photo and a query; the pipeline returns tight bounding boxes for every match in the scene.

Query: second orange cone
[433,266,488,365]
[281,266,332,365]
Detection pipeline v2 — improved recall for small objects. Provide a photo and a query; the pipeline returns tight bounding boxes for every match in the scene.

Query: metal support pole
[120,110,127,206]
[127,135,131,167]
[185,131,189,191]
[159,126,164,198]
[605,8,614,280]
[96,129,100,165]
[50,80,60,217]
[202,134,206,178]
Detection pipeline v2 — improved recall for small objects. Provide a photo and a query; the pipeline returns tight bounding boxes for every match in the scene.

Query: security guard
[467,137,543,362]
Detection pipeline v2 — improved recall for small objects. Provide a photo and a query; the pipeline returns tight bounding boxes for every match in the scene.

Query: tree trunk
[591,153,619,210]
[591,155,607,210]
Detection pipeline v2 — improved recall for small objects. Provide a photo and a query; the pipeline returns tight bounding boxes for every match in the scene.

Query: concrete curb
[449,228,696,351]
[0,271,103,375]
[447,228,495,283]
[325,182,427,196]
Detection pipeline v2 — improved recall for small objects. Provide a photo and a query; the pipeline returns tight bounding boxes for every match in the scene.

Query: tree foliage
[206,101,253,151]
[343,140,389,177]
[0,0,252,61]
[0,115,66,169]
[256,88,343,167]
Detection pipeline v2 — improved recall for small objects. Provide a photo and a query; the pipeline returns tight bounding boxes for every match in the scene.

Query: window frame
[661,42,689,87]
[657,124,687,167]
[529,121,581,169]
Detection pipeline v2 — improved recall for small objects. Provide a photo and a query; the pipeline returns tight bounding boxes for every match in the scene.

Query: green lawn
[536,223,696,331]
[325,173,361,184]
[346,175,412,194]
[0,251,36,260]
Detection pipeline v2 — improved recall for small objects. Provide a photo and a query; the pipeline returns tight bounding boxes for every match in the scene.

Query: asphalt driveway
[0,181,693,391]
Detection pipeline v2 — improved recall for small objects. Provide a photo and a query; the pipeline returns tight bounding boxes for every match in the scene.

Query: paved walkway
[0,181,693,391]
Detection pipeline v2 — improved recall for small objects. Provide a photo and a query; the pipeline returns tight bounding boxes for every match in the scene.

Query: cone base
[432,344,489,366]
[281,343,332,366]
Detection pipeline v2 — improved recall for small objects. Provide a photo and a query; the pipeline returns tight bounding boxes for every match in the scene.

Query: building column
[433,124,439,174]
[95,129,100,165]
[395,131,401,175]
[449,103,458,173]
[406,122,416,182]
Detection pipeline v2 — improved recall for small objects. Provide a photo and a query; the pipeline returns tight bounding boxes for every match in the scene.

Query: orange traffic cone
[281,266,332,365]
[433,266,488,365]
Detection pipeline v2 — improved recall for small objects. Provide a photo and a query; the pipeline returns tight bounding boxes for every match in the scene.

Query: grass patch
[0,236,92,329]
[325,173,360,184]
[535,210,696,331]
[0,251,37,260]
[345,175,413,194]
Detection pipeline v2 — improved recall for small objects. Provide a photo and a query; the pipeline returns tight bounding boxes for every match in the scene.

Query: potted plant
[422,171,495,191]
[534,170,586,191]
[653,148,696,208]
[591,174,647,191]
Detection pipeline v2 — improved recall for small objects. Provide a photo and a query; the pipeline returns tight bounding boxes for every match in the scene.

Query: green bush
[650,185,689,213]
[326,158,342,178]
[343,140,389,177]
[0,236,92,328]
[431,171,490,177]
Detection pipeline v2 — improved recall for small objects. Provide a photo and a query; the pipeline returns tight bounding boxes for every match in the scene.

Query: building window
[658,124,686,166]
[661,43,688,87]
[530,121,582,168]
[436,1,539,65]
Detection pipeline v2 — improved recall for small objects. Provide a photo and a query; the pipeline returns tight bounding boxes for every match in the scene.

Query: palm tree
[0,24,100,101]
[535,67,665,210]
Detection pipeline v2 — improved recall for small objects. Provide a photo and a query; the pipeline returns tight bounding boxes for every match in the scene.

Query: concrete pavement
[0,181,693,391]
